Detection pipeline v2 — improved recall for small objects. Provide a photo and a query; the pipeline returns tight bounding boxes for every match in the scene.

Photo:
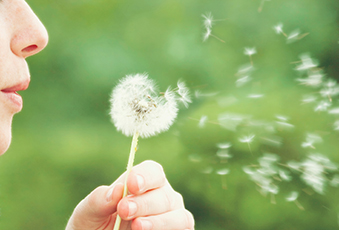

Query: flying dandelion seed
[301,94,318,104]
[236,75,252,87]
[198,115,208,128]
[334,120,339,131]
[301,133,323,149]
[216,168,230,189]
[201,166,213,174]
[218,113,251,131]
[286,191,305,210]
[188,154,203,163]
[248,94,264,99]
[203,27,225,43]
[201,12,225,43]
[202,12,214,29]
[239,134,255,154]
[195,90,219,98]
[275,121,295,130]
[314,100,331,112]
[295,54,319,71]
[217,142,232,149]
[110,73,191,229]
[273,23,287,37]
[328,107,339,115]
[244,47,257,66]
[216,149,232,159]
[258,0,271,12]
[297,70,324,87]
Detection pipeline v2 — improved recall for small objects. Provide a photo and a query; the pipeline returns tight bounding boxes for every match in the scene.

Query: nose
[10,1,49,59]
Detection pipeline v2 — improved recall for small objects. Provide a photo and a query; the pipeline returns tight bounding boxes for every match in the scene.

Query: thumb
[66,183,124,230]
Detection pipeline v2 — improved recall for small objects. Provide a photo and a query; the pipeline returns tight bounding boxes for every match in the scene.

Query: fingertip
[117,197,130,219]
[107,182,124,203]
[128,171,145,194]
[131,218,153,230]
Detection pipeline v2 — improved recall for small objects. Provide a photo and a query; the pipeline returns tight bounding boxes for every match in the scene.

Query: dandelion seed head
[110,73,184,138]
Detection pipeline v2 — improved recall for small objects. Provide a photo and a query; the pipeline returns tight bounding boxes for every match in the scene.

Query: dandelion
[244,47,257,66]
[110,73,191,230]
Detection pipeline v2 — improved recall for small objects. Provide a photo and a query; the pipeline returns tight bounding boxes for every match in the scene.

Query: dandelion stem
[113,131,140,230]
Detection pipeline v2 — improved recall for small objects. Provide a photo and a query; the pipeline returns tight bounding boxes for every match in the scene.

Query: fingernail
[106,186,114,202]
[137,175,145,192]
[141,219,153,230]
[128,201,138,217]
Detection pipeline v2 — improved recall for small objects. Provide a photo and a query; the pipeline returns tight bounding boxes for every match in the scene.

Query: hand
[66,160,195,230]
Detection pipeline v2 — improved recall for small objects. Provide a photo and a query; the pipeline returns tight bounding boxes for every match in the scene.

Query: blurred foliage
[1,0,339,229]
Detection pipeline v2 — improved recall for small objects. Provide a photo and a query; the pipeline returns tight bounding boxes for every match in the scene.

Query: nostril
[21,44,38,53]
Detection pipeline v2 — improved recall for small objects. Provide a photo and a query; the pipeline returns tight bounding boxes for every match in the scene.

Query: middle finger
[117,183,184,220]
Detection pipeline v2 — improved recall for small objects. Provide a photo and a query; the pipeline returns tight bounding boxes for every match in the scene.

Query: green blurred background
[1,0,339,229]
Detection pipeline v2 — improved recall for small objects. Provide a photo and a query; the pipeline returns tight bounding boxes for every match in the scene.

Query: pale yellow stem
[113,131,139,230]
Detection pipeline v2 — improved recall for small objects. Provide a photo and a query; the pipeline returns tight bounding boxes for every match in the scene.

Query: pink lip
[1,80,30,111]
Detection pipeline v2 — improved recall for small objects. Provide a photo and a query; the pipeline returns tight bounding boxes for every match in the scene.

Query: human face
[0,0,48,155]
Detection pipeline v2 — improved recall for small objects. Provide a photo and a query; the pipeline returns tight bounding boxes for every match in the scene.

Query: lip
[1,80,30,112]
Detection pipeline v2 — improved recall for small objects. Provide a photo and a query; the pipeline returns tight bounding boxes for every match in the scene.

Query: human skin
[0,1,195,229]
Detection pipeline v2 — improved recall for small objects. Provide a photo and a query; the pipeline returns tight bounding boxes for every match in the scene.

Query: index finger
[127,160,167,195]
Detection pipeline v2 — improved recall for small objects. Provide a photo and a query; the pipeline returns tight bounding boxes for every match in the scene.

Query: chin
[0,113,13,156]
[0,131,11,155]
